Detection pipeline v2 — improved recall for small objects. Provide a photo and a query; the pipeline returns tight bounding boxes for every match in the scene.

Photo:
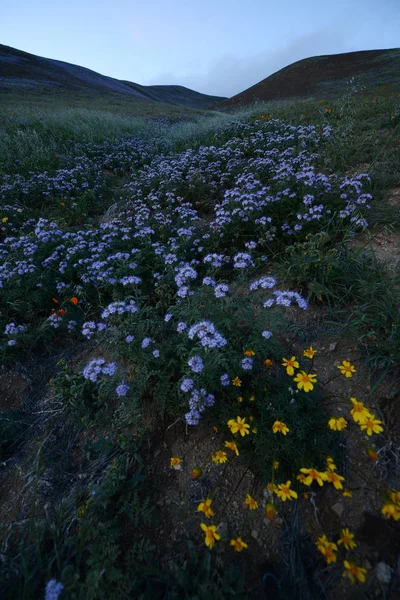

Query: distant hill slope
[0,44,226,110]
[219,49,400,109]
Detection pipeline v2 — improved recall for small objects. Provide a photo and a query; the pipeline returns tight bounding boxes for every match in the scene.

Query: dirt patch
[0,365,32,411]
[352,219,400,277]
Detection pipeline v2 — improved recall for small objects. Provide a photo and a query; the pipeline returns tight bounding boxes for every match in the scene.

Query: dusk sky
[1,0,399,97]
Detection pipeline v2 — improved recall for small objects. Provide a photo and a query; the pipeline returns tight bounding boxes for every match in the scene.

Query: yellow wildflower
[390,490,400,505]
[337,360,356,378]
[225,440,239,456]
[350,398,371,424]
[244,349,255,357]
[230,537,248,552]
[273,461,279,470]
[272,420,289,435]
[326,457,337,471]
[267,482,278,495]
[360,414,383,436]
[212,450,228,464]
[338,528,357,550]
[293,370,317,392]
[237,396,243,403]
[276,481,298,501]
[382,502,400,521]
[316,534,338,564]
[325,471,345,490]
[192,466,203,479]
[244,494,258,510]
[1,217,8,223]
[264,358,272,368]
[342,561,367,584]
[227,416,250,437]
[299,468,327,487]
[282,356,299,376]
[367,448,379,463]
[200,523,220,550]
[343,488,353,498]
[266,502,276,520]
[328,417,348,431]
[170,457,182,470]
[303,346,317,358]
[197,498,214,519]
[249,395,255,401]
[232,376,242,387]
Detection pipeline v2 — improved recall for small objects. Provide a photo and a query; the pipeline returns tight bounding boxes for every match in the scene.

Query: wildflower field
[0,88,399,599]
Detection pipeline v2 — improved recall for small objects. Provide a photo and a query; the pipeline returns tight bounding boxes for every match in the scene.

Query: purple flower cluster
[264,290,308,310]
[188,355,204,373]
[44,579,64,600]
[82,321,107,339]
[4,322,25,335]
[101,299,139,319]
[188,320,227,349]
[214,283,230,298]
[82,358,117,382]
[185,387,215,425]
[115,382,130,397]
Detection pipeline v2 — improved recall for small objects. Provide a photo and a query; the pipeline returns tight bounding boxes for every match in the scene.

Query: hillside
[219,48,400,108]
[0,44,226,110]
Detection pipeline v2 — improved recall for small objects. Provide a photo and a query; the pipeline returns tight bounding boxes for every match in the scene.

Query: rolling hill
[219,48,400,109]
[0,44,227,110]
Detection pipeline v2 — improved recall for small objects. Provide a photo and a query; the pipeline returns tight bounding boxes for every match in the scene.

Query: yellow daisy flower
[230,537,248,552]
[360,414,383,436]
[200,523,220,550]
[382,502,400,521]
[299,468,327,487]
[338,528,357,550]
[326,457,337,471]
[272,420,289,435]
[244,494,258,510]
[293,370,317,392]
[325,471,345,490]
[328,417,348,431]
[276,481,298,501]
[342,561,367,584]
[303,346,317,358]
[197,498,214,519]
[225,440,239,456]
[349,397,371,424]
[212,450,228,464]
[282,356,299,376]
[227,416,250,437]
[337,360,356,378]
[316,534,338,564]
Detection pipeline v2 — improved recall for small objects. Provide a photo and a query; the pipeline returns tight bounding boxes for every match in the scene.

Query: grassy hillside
[0,44,227,110]
[0,82,399,599]
[219,48,400,108]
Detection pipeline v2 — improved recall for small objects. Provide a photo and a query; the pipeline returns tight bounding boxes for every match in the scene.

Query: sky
[1,0,399,98]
